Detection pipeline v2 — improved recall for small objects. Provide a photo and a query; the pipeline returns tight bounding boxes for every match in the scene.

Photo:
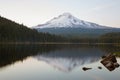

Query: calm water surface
[0,44,120,80]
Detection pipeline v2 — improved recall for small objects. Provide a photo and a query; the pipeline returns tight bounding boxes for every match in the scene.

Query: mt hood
[33,13,119,38]
[34,13,110,29]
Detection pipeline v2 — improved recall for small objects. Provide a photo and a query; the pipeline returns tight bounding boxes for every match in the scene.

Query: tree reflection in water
[0,44,119,70]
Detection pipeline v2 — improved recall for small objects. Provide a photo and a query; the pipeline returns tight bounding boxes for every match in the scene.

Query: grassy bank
[113,52,120,57]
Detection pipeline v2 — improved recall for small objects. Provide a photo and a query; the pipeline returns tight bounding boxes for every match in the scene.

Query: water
[0,44,120,80]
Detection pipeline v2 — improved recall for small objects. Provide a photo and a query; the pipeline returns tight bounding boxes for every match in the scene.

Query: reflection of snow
[34,55,99,72]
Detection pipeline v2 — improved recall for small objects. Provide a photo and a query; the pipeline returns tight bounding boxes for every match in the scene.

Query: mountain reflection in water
[34,47,107,72]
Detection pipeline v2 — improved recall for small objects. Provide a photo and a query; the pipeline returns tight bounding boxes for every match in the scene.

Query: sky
[0,0,120,28]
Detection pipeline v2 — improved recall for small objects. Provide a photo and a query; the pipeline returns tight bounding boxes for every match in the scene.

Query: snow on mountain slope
[34,13,110,29]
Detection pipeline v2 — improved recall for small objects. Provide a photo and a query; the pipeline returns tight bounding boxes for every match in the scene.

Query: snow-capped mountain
[34,13,110,29]
[33,13,120,38]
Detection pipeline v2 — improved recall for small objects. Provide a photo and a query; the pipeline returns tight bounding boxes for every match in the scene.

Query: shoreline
[0,42,120,45]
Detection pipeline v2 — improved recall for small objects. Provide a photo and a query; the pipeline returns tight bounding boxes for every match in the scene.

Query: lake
[0,44,120,80]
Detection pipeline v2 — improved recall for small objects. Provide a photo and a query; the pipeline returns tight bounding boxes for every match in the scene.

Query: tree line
[0,16,120,43]
[0,16,65,43]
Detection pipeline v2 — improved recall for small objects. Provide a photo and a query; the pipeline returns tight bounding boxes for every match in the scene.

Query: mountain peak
[60,12,73,17]
[34,12,111,29]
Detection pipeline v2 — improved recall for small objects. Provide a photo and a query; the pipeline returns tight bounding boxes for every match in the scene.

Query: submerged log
[82,67,92,71]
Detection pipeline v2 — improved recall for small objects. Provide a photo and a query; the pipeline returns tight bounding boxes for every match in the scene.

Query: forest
[0,16,120,44]
[0,16,65,43]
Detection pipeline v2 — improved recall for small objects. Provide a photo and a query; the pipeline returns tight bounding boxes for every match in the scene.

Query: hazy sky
[0,0,120,28]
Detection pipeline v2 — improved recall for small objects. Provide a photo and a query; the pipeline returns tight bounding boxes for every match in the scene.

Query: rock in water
[114,63,120,68]
[98,66,102,69]
[101,54,119,71]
